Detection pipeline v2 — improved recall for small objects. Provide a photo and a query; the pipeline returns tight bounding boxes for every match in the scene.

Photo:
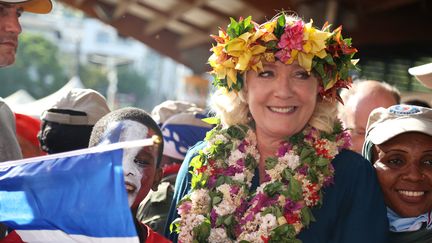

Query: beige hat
[408,62,432,89]
[151,100,204,125]
[0,0,52,14]
[365,104,432,145]
[41,88,110,125]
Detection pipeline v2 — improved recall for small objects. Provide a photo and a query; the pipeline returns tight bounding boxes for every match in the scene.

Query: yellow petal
[236,51,252,71]
[297,52,314,71]
[303,41,312,53]
[264,52,275,62]
[226,40,246,57]
[316,49,327,59]
[250,45,266,55]
[226,68,237,88]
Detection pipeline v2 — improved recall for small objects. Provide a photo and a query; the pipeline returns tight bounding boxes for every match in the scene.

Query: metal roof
[58,0,432,73]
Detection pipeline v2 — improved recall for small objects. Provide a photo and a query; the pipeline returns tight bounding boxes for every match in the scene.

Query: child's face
[101,120,161,208]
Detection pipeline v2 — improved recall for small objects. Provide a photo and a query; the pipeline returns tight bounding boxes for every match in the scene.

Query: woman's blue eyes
[258,71,273,77]
[257,70,310,79]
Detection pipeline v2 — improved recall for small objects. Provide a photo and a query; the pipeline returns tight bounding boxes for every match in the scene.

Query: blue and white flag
[0,140,153,243]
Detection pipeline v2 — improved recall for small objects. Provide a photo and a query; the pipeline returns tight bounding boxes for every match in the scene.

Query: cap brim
[408,63,432,88]
[2,0,53,14]
[368,118,432,145]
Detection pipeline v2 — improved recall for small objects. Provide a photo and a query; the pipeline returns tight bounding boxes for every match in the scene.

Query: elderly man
[338,80,400,153]
[0,0,52,162]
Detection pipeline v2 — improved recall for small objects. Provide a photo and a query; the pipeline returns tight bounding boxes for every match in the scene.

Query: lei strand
[172,122,351,243]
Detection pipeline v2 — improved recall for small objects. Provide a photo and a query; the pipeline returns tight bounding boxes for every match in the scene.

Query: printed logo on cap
[389,104,421,115]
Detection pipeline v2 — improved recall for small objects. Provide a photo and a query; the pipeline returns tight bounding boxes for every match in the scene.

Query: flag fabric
[0,140,152,243]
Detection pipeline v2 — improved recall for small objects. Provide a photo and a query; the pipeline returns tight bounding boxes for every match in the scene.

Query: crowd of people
[1,0,432,243]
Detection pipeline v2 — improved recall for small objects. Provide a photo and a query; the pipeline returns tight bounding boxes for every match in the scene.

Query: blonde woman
[166,13,388,243]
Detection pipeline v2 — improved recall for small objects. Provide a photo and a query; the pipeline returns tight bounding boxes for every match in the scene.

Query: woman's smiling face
[373,132,432,217]
[245,60,319,140]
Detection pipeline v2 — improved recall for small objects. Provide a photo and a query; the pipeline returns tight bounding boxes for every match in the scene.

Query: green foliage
[274,15,286,39]
[269,224,300,243]
[116,65,149,107]
[193,219,211,242]
[264,181,283,197]
[265,157,278,170]
[227,16,253,39]
[0,33,67,98]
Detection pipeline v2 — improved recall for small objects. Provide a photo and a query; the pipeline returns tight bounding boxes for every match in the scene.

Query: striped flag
[0,140,153,243]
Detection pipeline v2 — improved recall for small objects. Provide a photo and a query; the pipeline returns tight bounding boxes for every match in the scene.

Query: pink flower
[177,201,192,215]
[275,21,304,62]
[277,142,292,157]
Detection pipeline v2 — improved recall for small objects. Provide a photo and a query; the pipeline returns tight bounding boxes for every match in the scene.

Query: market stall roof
[58,0,432,73]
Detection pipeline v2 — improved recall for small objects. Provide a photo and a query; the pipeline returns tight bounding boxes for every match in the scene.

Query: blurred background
[2,0,431,115]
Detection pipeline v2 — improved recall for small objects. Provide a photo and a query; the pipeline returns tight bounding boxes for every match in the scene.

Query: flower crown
[208,14,359,102]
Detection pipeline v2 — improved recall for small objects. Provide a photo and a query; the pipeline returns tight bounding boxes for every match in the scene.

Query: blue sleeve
[163,142,205,241]
[299,150,389,242]
[332,151,389,242]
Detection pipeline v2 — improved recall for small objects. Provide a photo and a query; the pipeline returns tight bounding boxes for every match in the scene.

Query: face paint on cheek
[104,120,150,207]
[374,162,390,171]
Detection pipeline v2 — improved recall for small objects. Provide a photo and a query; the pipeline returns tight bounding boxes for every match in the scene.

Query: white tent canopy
[4,89,36,106]
[9,76,85,118]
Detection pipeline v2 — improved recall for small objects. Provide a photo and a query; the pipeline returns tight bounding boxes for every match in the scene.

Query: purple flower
[210,209,218,227]
[263,173,272,183]
[236,158,245,167]
[336,131,352,150]
[277,142,292,157]
[238,140,248,153]
[223,165,243,176]
[297,165,309,176]
[230,185,240,194]
[284,198,302,212]
[207,175,217,188]
[177,201,192,215]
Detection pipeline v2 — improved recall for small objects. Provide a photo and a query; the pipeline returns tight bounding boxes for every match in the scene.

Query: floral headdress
[208,13,358,103]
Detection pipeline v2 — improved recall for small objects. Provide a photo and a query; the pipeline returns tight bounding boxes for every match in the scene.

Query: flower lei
[208,14,358,103]
[172,121,351,243]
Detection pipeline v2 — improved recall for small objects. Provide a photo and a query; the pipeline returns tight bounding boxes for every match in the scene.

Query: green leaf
[245,154,257,170]
[282,168,293,181]
[224,215,234,225]
[288,179,302,200]
[216,176,226,187]
[226,125,247,140]
[202,117,220,125]
[193,220,211,242]
[264,181,283,196]
[300,207,312,226]
[212,196,222,206]
[300,148,314,161]
[265,157,278,170]
[190,155,203,170]
[316,157,329,167]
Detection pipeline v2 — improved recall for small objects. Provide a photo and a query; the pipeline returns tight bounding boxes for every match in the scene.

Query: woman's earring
[247,112,253,122]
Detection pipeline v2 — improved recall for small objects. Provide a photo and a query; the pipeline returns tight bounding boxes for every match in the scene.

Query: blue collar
[388,208,432,232]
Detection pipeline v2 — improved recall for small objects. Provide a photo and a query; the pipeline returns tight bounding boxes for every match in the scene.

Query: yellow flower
[209,55,238,88]
[225,32,266,72]
[259,21,278,42]
[298,20,331,71]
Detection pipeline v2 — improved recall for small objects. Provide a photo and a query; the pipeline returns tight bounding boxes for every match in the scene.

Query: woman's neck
[255,129,286,160]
